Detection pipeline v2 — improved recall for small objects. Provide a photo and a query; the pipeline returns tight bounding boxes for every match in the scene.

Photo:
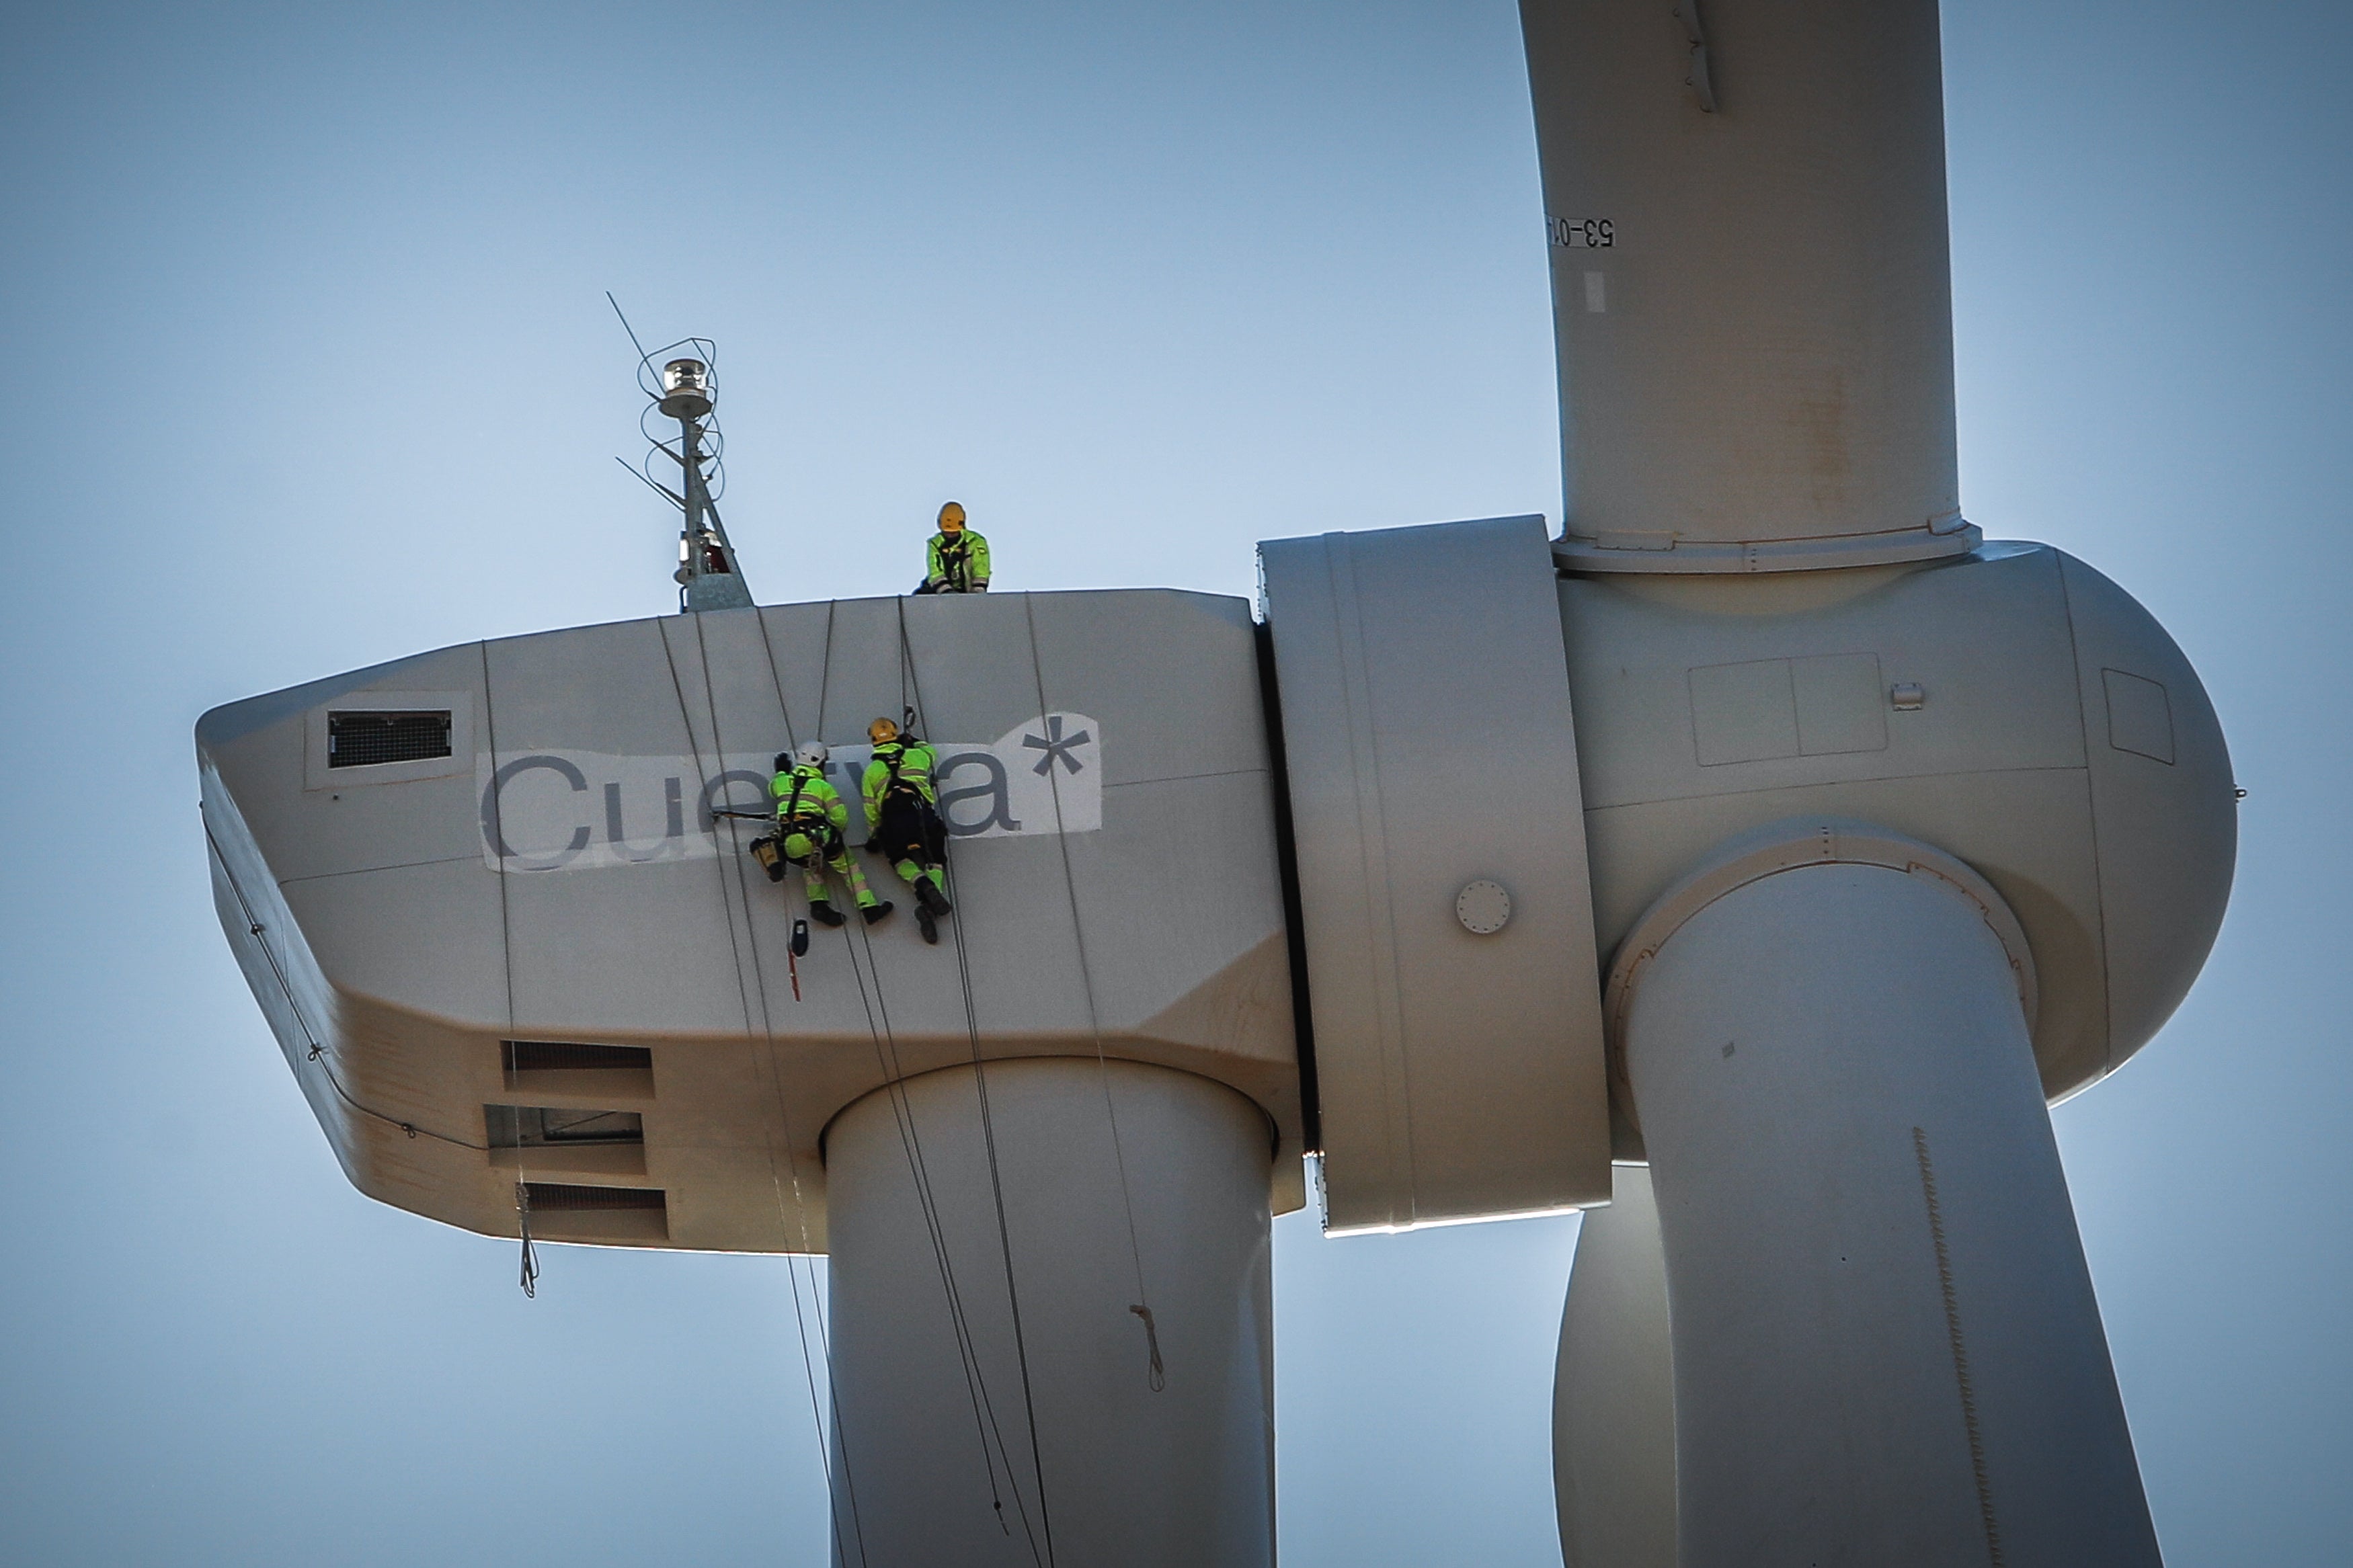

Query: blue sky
[1,3,2346,1563]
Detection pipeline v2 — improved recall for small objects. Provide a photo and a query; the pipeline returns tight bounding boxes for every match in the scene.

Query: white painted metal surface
[825,1059,1274,1568]
[1554,1162,1677,1568]
[1523,0,1973,571]
[1620,851,2161,1565]
[1258,515,1609,1230]
[1556,543,2235,1141]
[1454,878,1512,936]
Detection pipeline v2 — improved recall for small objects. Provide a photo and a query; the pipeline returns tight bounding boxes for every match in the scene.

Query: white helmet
[794,740,829,768]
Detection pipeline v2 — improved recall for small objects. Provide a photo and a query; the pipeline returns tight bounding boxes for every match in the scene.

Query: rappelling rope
[740,636,879,1568]
[836,904,1048,1564]
[893,597,1079,1553]
[478,641,522,1067]
[807,600,1041,1553]
[666,610,873,1568]
[758,600,1041,1563]
[477,641,549,1292]
[754,611,809,1007]
[1017,593,1164,1392]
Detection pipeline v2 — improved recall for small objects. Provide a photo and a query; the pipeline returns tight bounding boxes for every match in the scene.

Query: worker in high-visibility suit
[916,501,990,594]
[768,741,891,927]
[862,716,954,944]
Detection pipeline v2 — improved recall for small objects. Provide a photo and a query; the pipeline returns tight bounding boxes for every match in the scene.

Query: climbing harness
[868,739,948,873]
[774,774,843,867]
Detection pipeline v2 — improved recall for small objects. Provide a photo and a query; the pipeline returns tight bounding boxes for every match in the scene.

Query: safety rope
[665,611,873,1568]
[477,641,547,1293]
[1019,593,1164,1391]
[814,600,836,738]
[896,597,1068,1557]
[837,909,1047,1563]
[804,597,1039,1555]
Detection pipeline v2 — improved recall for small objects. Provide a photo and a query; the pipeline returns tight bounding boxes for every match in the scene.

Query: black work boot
[807,899,846,927]
[916,901,939,945]
[918,880,953,918]
[861,899,894,926]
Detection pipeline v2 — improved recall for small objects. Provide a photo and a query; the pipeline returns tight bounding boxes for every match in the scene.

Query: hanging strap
[516,1182,540,1298]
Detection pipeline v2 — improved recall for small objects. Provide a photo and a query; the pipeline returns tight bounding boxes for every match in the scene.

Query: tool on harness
[776,813,841,860]
[711,798,793,882]
[749,833,787,881]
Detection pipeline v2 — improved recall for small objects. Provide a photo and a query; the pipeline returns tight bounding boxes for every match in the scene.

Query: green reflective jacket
[926,529,991,592]
[863,740,939,827]
[772,766,848,833]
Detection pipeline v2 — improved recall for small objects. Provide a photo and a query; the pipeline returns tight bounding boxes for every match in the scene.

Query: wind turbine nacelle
[198,591,1304,1252]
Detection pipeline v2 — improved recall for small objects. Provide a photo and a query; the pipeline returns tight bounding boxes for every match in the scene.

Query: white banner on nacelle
[477,712,1101,873]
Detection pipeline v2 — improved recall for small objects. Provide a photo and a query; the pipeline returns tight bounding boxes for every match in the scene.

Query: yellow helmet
[869,716,900,745]
[937,501,966,530]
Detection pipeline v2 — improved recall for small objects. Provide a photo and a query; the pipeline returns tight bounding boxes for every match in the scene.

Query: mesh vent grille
[327,710,452,768]
[504,1041,652,1074]
[524,1182,666,1212]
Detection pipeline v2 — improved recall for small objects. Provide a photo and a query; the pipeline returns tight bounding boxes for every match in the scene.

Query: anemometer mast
[654,356,754,613]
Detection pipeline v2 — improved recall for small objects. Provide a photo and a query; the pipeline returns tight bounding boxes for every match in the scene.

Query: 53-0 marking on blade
[1549,216,1615,248]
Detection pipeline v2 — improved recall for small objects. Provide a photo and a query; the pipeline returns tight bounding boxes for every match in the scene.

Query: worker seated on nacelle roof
[759,742,891,928]
[863,716,955,945]
[915,501,990,594]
